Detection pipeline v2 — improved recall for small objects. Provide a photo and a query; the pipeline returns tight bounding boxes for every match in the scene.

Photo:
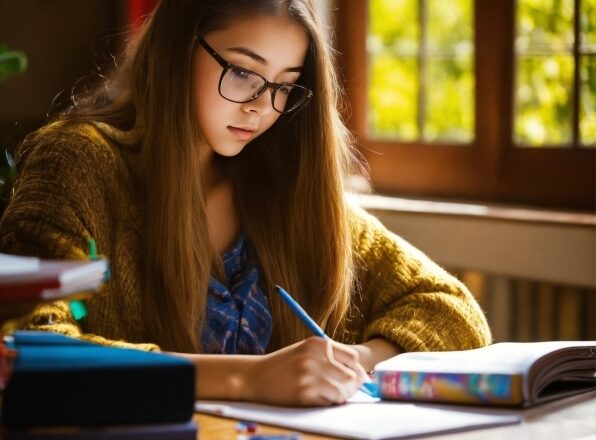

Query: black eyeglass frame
[198,38,313,115]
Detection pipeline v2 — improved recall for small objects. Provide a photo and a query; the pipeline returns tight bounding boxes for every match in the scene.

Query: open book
[0,253,109,301]
[374,341,596,407]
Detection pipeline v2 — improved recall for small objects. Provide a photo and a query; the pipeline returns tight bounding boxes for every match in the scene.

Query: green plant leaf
[0,50,28,82]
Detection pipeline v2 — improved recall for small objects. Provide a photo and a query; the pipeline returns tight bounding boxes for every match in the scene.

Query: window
[514,0,595,147]
[334,0,595,210]
[368,0,474,142]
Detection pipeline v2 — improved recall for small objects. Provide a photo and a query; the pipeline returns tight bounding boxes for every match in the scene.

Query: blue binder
[1,331,195,427]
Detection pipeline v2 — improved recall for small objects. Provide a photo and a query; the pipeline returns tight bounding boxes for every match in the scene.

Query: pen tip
[360,381,379,398]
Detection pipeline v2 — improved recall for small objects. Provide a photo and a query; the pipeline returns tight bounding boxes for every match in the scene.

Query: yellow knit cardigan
[0,122,491,352]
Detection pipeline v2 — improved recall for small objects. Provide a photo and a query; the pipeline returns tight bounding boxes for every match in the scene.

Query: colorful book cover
[373,342,596,407]
[377,371,523,405]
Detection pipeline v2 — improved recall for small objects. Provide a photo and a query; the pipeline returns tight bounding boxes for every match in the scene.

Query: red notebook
[0,253,109,301]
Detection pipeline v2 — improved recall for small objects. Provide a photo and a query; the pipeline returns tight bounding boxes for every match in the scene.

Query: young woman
[0,0,491,406]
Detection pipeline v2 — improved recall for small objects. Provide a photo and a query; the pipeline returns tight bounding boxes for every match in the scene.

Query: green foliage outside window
[579,0,596,146]
[368,0,474,142]
[368,0,595,147]
[515,0,595,147]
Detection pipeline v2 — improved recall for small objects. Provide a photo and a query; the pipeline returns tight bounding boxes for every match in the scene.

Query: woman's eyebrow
[227,46,303,72]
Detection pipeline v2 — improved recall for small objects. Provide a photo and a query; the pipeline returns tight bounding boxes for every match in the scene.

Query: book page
[374,342,596,376]
[0,253,40,275]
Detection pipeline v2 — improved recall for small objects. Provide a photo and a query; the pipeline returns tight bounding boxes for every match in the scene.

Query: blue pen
[275,285,379,398]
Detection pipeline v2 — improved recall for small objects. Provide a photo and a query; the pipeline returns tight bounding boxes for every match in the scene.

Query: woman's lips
[228,126,256,141]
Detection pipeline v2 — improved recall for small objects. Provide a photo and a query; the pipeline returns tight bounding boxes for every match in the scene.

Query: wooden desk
[193,392,596,439]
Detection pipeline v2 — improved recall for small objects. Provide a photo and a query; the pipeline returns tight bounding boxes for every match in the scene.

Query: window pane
[368,0,418,140]
[515,55,574,146]
[369,0,418,46]
[514,0,575,147]
[426,58,474,142]
[516,0,574,53]
[369,55,418,139]
[581,0,595,53]
[580,0,596,147]
[426,0,474,141]
[580,55,596,146]
[367,0,474,142]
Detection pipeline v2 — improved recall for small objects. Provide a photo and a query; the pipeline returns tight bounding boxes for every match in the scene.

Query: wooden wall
[0,1,124,150]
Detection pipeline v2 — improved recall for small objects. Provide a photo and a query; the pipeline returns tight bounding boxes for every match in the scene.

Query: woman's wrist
[171,352,261,401]
[351,338,402,372]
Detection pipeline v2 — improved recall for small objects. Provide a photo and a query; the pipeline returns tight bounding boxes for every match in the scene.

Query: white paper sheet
[0,253,40,275]
[195,397,521,440]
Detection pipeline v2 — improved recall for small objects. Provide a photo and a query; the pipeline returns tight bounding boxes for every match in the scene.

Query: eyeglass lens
[220,66,309,113]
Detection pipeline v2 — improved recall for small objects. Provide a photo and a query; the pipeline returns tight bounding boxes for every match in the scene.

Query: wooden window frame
[334,0,595,210]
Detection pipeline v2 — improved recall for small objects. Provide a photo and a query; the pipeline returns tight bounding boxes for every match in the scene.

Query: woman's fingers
[300,338,365,403]
[324,339,370,383]
[249,337,369,406]
[294,357,358,405]
[315,375,356,404]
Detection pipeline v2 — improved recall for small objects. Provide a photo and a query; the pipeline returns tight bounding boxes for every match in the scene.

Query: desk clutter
[0,332,197,439]
[0,251,110,325]
[0,249,198,438]
[0,252,594,439]
[1,331,197,440]
[0,252,109,302]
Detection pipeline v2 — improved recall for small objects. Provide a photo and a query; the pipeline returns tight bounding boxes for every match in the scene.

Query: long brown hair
[52,0,365,352]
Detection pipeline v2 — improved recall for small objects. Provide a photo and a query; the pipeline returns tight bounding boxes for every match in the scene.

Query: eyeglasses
[198,38,313,115]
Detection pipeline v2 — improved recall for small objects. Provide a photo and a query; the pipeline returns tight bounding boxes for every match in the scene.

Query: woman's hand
[243,336,368,406]
[175,336,369,407]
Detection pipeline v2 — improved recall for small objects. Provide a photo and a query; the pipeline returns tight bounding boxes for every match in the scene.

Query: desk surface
[193,392,596,440]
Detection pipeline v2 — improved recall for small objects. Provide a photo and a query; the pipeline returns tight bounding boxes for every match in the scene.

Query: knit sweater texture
[0,122,492,352]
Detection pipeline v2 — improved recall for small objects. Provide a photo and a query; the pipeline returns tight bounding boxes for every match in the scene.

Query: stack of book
[0,252,109,299]
[0,252,109,324]
[0,253,198,439]
[1,252,111,391]
[1,332,197,439]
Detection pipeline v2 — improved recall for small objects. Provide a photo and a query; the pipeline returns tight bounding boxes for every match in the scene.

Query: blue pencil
[275,285,379,398]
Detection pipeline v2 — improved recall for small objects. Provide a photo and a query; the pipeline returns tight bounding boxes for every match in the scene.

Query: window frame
[334,0,595,210]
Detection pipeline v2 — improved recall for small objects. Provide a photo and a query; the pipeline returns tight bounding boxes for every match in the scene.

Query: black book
[1,331,195,427]
[2,420,198,440]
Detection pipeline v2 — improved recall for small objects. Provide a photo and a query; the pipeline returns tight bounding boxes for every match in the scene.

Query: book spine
[376,371,523,405]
